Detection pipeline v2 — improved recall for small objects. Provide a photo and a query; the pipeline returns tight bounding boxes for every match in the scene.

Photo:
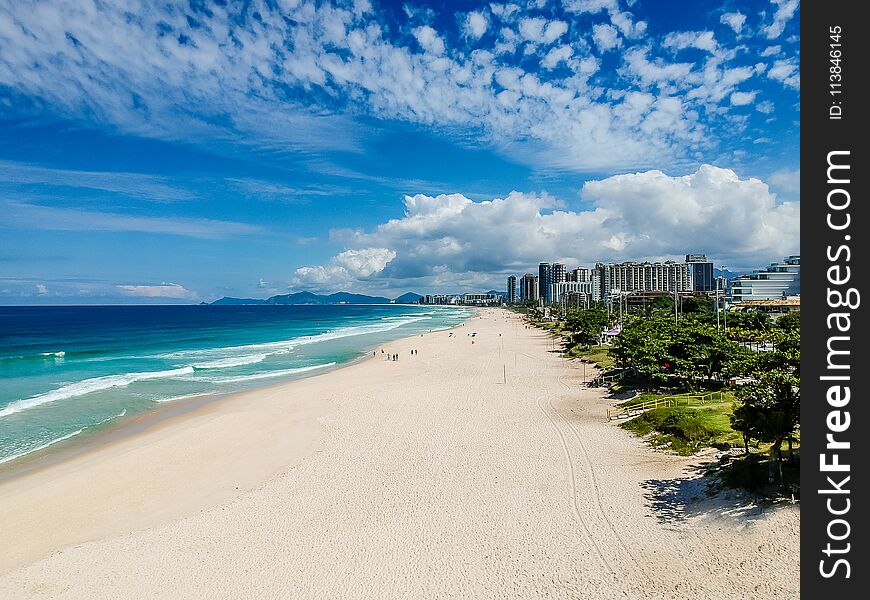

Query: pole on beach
[503,364,506,384]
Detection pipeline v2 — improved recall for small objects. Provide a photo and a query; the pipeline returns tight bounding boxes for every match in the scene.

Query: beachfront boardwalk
[0,308,798,599]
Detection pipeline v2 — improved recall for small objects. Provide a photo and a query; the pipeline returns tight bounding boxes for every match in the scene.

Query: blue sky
[0,0,799,303]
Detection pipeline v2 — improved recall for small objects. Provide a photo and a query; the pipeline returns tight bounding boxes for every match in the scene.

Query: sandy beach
[0,307,798,599]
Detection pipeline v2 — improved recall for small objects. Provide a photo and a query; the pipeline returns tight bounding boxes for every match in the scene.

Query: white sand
[0,308,798,598]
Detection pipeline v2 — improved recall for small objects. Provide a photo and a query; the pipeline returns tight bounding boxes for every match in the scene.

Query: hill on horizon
[211,290,423,306]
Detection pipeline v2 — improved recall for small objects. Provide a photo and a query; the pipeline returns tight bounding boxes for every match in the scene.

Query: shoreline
[0,318,472,573]
[0,314,469,481]
[0,308,797,598]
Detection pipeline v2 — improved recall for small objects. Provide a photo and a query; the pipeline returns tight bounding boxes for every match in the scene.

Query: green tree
[731,370,800,480]
[564,308,610,348]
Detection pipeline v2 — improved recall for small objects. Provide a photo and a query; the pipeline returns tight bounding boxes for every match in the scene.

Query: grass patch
[620,402,743,455]
[619,390,737,409]
[566,345,615,369]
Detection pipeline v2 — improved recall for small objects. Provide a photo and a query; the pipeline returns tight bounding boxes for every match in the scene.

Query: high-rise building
[507,276,517,303]
[552,263,566,286]
[686,254,715,291]
[520,273,540,303]
[538,263,551,303]
[729,256,800,302]
[592,260,693,301]
[550,281,596,304]
[569,267,589,282]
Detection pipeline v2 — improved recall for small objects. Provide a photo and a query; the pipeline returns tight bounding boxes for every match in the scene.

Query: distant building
[562,291,590,310]
[729,256,800,302]
[538,263,551,303]
[686,254,715,292]
[420,294,460,305]
[593,260,693,301]
[569,267,590,282]
[550,281,596,304]
[729,297,800,318]
[507,276,518,303]
[462,293,501,306]
[520,273,540,303]
[552,263,566,286]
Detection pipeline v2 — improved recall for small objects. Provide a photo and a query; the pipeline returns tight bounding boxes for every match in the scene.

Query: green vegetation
[565,344,615,369]
[518,299,801,492]
[620,403,743,455]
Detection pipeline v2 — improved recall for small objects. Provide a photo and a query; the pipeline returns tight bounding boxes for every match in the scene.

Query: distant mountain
[211,291,393,306]
[713,268,743,280]
[394,292,422,304]
[211,297,269,305]
[485,290,507,297]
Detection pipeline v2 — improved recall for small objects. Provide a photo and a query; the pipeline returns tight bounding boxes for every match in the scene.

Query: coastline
[0,318,469,572]
[0,308,797,598]
[0,307,469,478]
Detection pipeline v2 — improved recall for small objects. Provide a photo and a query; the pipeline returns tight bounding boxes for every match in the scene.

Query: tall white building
[593,260,693,301]
[550,281,596,304]
[729,256,800,302]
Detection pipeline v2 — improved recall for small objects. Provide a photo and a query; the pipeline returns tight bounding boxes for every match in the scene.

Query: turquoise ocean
[0,304,472,465]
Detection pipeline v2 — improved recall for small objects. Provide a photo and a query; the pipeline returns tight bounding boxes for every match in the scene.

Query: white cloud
[611,11,647,39]
[541,45,573,69]
[517,17,560,44]
[314,165,798,291]
[768,168,800,194]
[730,91,757,106]
[562,0,619,13]
[35,284,48,296]
[117,283,197,300]
[719,12,746,34]
[592,23,622,51]
[413,26,445,55]
[756,100,775,114]
[663,31,718,53]
[0,0,798,176]
[464,11,489,39]
[0,161,197,202]
[0,201,261,239]
[767,58,800,89]
[542,20,569,44]
[293,247,396,290]
[764,0,799,39]
[760,45,781,57]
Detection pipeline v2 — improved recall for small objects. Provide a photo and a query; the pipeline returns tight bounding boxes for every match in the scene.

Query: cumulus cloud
[730,91,757,106]
[117,283,198,299]
[592,23,622,51]
[764,0,799,39]
[464,11,489,39]
[0,0,797,174]
[413,26,445,55]
[293,247,396,290]
[663,31,718,53]
[308,165,798,291]
[541,45,573,69]
[719,12,746,34]
[756,100,775,114]
[768,168,800,194]
[767,58,800,89]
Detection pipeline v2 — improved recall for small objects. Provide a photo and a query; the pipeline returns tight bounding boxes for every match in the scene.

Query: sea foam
[0,367,194,418]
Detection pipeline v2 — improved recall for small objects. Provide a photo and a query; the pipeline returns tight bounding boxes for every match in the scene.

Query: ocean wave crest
[0,367,194,418]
